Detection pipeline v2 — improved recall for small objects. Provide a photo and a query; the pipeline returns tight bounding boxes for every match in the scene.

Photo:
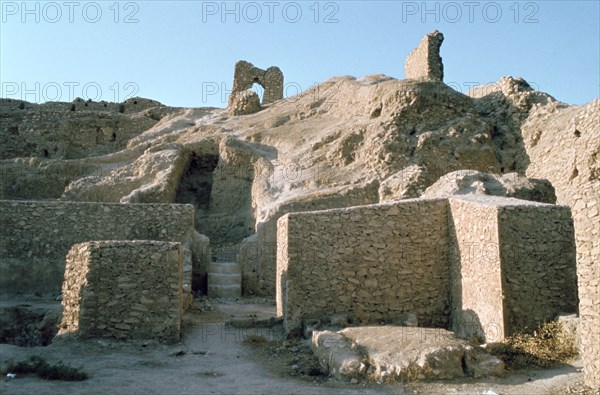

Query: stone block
[58,240,183,343]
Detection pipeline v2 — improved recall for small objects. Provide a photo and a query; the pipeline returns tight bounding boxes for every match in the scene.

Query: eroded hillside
[0,74,596,292]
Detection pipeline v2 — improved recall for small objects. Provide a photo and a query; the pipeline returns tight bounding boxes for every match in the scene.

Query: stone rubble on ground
[312,326,505,382]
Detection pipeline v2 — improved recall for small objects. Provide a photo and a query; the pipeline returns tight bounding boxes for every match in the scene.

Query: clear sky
[1,1,599,107]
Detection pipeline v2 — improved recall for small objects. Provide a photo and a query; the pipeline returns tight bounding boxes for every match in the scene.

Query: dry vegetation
[488,321,578,370]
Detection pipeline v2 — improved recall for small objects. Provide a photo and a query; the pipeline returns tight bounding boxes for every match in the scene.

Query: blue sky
[1,1,599,107]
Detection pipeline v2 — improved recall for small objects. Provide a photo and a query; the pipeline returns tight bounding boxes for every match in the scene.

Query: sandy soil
[0,296,597,395]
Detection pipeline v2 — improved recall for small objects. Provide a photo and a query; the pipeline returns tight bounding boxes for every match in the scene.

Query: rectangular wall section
[0,200,195,294]
[277,198,450,336]
[278,195,578,340]
[448,196,578,341]
[59,241,183,343]
[497,203,578,334]
[448,197,505,341]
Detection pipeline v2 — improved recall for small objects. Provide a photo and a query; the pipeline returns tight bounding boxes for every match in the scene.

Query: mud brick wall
[59,241,183,343]
[448,196,578,341]
[277,198,450,336]
[0,200,194,294]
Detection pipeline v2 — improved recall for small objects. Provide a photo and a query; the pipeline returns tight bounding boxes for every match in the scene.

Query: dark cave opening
[175,152,219,211]
[175,152,220,295]
[175,150,257,295]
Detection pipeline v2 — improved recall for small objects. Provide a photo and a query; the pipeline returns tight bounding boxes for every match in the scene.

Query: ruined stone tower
[231,60,284,105]
[404,30,444,81]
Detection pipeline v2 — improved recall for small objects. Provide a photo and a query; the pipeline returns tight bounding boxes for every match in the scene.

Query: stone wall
[190,232,211,294]
[0,97,168,160]
[277,198,450,336]
[497,200,578,333]
[404,30,444,81]
[228,90,261,115]
[278,196,578,338]
[0,200,195,294]
[448,196,578,342]
[231,60,283,105]
[520,99,600,388]
[448,197,505,341]
[241,181,380,296]
[59,241,183,343]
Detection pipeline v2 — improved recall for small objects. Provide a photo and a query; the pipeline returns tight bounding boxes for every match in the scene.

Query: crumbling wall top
[404,30,444,82]
[230,60,283,106]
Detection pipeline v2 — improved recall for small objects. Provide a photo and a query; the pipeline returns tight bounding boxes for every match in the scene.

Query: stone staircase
[207,261,242,298]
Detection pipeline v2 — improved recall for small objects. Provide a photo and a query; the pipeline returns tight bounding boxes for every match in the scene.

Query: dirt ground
[0,296,598,395]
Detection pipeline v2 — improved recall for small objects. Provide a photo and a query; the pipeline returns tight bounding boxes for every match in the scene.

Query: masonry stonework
[227,89,261,116]
[241,182,380,297]
[230,60,284,106]
[59,241,183,343]
[520,99,600,388]
[404,30,444,81]
[0,97,166,161]
[277,199,450,336]
[448,197,504,341]
[497,200,578,333]
[448,196,578,342]
[277,196,578,339]
[0,200,195,294]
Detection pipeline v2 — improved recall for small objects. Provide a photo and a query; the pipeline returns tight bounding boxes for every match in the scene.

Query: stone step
[209,262,241,274]
[207,260,242,298]
[207,272,241,286]
[208,284,241,298]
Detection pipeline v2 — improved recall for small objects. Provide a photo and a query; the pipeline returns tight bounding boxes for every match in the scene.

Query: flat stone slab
[312,326,504,382]
[216,303,281,328]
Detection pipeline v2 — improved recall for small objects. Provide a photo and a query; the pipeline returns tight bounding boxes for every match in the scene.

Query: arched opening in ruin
[251,82,264,103]
[231,61,284,106]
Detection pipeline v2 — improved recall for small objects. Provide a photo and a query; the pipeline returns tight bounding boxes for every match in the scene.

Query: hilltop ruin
[0,32,598,389]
